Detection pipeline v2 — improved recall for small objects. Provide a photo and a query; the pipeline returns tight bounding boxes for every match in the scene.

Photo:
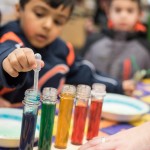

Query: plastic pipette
[33,53,42,92]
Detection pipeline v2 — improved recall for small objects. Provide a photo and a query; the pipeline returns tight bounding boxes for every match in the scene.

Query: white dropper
[33,53,42,92]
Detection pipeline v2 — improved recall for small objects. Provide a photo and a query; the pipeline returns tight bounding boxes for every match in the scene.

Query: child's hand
[0,96,23,108]
[2,48,44,77]
[122,80,135,96]
[0,97,11,107]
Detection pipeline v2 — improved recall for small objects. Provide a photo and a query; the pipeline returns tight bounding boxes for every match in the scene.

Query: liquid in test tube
[87,83,106,140]
[71,85,91,145]
[38,87,57,150]
[55,84,76,149]
[19,89,40,150]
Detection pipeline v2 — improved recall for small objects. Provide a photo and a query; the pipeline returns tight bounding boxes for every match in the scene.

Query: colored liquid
[19,111,37,150]
[55,96,74,149]
[71,106,88,145]
[38,102,56,150]
[87,100,103,140]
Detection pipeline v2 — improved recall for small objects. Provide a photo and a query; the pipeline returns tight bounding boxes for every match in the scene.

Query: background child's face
[108,0,141,31]
[18,0,71,48]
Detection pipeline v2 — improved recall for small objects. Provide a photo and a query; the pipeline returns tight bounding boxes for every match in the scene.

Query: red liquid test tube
[87,83,106,140]
[71,85,91,145]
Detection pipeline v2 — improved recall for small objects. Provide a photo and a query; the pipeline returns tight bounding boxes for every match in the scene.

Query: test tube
[86,83,106,140]
[71,85,91,145]
[55,84,76,149]
[19,89,40,150]
[38,87,57,150]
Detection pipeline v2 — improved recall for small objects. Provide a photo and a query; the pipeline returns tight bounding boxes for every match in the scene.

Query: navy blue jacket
[0,21,123,103]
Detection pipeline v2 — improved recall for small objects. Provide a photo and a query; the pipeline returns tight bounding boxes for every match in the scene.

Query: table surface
[37,79,150,150]
[1,79,150,150]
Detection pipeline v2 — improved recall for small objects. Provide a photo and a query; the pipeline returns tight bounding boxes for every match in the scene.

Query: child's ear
[15,3,21,19]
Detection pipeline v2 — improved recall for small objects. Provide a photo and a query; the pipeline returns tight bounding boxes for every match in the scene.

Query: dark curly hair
[19,0,75,13]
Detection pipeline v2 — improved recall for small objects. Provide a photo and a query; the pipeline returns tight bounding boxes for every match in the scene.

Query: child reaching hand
[0,0,134,107]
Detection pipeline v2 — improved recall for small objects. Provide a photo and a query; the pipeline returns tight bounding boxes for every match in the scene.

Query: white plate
[102,93,150,122]
[0,108,40,148]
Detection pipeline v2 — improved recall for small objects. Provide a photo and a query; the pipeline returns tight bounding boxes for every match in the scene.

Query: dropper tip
[34,53,42,71]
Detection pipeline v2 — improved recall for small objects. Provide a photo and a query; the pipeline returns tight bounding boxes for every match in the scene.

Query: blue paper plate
[102,93,150,122]
[0,108,40,148]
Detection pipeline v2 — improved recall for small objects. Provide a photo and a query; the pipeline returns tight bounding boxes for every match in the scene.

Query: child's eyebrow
[34,5,68,18]
[34,5,49,12]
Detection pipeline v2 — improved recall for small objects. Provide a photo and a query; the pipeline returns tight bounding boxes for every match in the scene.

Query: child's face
[18,0,71,48]
[109,0,141,31]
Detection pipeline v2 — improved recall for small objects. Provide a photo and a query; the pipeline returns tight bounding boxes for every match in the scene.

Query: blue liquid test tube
[19,89,40,150]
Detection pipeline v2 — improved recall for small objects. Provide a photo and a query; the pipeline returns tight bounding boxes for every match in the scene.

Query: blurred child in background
[83,0,150,81]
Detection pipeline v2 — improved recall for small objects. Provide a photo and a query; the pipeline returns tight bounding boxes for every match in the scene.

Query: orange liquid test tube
[54,84,76,149]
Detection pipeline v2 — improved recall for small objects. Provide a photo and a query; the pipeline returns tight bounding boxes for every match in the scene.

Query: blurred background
[0,0,150,54]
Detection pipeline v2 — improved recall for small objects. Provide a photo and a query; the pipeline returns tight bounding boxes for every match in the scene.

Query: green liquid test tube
[38,87,57,150]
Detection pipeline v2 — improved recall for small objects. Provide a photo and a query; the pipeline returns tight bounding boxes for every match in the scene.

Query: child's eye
[35,12,45,18]
[115,8,121,13]
[54,20,64,26]
[127,9,134,13]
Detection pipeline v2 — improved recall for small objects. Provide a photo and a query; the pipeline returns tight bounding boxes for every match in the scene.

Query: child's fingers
[22,48,37,69]
[122,80,135,95]
[0,98,11,108]
[23,49,45,69]
[2,58,19,77]
[14,48,32,69]
[79,138,101,150]
[7,52,23,72]
[40,60,45,68]
[3,48,44,77]
[15,49,29,69]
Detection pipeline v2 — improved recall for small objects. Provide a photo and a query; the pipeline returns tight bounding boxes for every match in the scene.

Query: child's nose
[121,11,128,18]
[43,18,53,31]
